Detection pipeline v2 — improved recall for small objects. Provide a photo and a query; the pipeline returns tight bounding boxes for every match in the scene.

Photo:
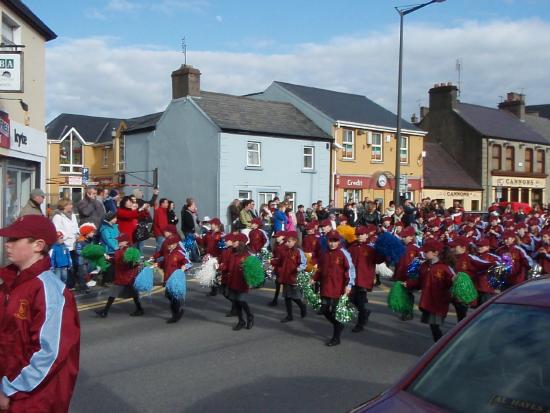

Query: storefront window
[4,165,35,225]
[505,146,515,171]
[59,131,84,173]
[491,145,501,170]
[343,189,361,204]
[471,200,480,211]
[59,187,82,205]
[524,148,533,173]
[535,150,545,174]
[510,187,519,202]
[258,192,277,206]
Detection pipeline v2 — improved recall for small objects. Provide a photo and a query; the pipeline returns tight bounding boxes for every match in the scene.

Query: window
[284,192,296,211]
[59,131,84,173]
[342,130,354,160]
[59,187,83,206]
[536,149,545,173]
[505,146,515,171]
[102,147,109,168]
[247,141,261,167]
[400,136,409,164]
[303,146,314,170]
[471,200,480,211]
[491,144,501,170]
[4,166,35,225]
[343,189,361,204]
[238,190,252,200]
[371,132,383,162]
[258,192,277,206]
[1,14,19,47]
[118,136,125,171]
[524,148,533,173]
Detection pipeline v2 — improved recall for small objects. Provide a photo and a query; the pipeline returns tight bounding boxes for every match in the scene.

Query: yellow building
[46,114,125,204]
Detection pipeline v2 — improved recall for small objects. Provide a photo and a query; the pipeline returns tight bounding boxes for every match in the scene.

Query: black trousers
[321,298,344,340]
[453,301,468,322]
[350,286,369,325]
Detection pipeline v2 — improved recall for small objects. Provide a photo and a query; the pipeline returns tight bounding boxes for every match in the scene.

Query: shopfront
[335,173,422,207]
[422,189,483,211]
[491,176,546,206]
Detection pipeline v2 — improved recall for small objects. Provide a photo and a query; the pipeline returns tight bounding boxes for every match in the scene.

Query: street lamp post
[393,0,446,206]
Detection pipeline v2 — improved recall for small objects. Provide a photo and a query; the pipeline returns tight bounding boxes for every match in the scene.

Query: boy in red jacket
[475,238,500,304]
[268,231,286,306]
[162,235,189,323]
[226,233,253,331]
[197,218,224,297]
[0,215,80,413]
[312,230,355,346]
[496,230,533,287]
[248,217,268,254]
[278,231,307,323]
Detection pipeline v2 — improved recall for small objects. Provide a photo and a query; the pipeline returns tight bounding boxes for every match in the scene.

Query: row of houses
[45,65,550,221]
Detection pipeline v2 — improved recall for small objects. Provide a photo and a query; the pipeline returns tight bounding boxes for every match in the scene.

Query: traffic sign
[399,175,408,193]
[82,167,89,185]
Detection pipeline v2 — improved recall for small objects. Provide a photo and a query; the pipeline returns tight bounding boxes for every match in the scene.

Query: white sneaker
[86,280,97,287]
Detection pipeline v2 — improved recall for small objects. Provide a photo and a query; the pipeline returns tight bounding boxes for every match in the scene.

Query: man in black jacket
[181,197,201,262]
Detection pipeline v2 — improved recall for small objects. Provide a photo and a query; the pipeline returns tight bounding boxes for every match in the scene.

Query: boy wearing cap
[302,222,319,272]
[161,235,189,323]
[268,231,287,306]
[484,216,503,251]
[496,231,533,288]
[226,233,254,330]
[312,230,356,346]
[217,234,238,317]
[475,238,501,303]
[534,229,550,275]
[248,217,268,254]
[50,231,72,284]
[278,231,307,323]
[0,215,80,412]
[197,218,224,297]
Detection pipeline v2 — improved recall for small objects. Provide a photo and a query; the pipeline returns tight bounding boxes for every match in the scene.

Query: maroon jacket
[248,229,267,254]
[393,243,421,282]
[302,233,319,254]
[270,241,287,278]
[278,246,303,285]
[163,246,188,283]
[534,241,550,274]
[453,253,492,280]
[496,244,532,286]
[348,241,384,290]
[227,249,250,293]
[313,247,350,299]
[476,252,501,293]
[218,247,233,285]
[485,224,503,251]
[410,260,455,317]
[0,256,80,413]
[198,230,223,258]
[113,247,139,286]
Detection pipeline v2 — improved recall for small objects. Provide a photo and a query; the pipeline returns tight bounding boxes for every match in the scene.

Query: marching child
[301,222,319,272]
[74,223,97,292]
[534,229,550,274]
[96,233,144,318]
[496,230,533,288]
[278,231,307,323]
[268,231,287,306]
[475,238,501,304]
[226,233,254,331]
[218,234,237,316]
[99,211,119,285]
[248,217,268,254]
[50,231,72,284]
[198,218,224,297]
[162,235,189,323]
[312,230,355,346]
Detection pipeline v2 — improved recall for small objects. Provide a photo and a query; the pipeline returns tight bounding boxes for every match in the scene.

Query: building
[124,65,332,222]
[0,0,56,225]
[46,114,124,204]
[252,82,427,208]
[422,141,483,210]
[420,85,550,208]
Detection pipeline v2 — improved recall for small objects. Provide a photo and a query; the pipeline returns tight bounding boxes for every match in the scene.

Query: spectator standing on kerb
[77,186,104,229]
[103,189,120,214]
[51,198,80,288]
[228,199,241,232]
[181,198,201,262]
[153,197,170,252]
[19,188,45,217]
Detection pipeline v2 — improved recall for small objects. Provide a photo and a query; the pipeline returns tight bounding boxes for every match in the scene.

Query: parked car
[350,276,550,413]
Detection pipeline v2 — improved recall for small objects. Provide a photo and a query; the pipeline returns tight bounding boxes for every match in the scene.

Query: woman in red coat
[116,196,139,244]
[408,239,456,342]
[278,231,307,323]
[96,233,143,318]
[226,233,253,331]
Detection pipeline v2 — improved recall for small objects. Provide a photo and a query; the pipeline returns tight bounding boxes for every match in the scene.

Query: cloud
[149,0,209,14]
[84,8,107,20]
[45,18,550,124]
[215,15,222,23]
[106,0,142,12]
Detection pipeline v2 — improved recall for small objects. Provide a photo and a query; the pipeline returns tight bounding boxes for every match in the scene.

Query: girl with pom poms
[160,235,189,323]
[226,233,254,331]
[277,231,307,323]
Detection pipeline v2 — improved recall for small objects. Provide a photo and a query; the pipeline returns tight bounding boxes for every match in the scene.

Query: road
[70,276,458,413]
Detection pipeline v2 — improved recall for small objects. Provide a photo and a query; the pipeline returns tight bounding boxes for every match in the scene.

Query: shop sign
[492,176,546,189]
[0,111,9,149]
[67,176,83,186]
[335,175,370,189]
[9,120,46,157]
[0,52,23,93]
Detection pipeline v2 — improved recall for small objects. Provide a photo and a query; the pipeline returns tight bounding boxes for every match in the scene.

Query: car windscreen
[407,304,550,413]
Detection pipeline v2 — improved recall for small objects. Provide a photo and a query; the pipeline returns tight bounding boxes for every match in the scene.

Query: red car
[350,276,550,413]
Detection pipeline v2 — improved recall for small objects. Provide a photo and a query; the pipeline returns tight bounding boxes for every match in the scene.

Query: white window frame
[247,141,261,167]
[258,192,277,206]
[343,189,361,204]
[303,146,314,170]
[59,131,84,174]
[59,186,83,205]
[400,136,409,164]
[118,135,125,171]
[1,13,20,47]
[238,190,252,201]
[102,147,109,168]
[284,192,296,211]
[371,132,383,162]
[342,130,354,160]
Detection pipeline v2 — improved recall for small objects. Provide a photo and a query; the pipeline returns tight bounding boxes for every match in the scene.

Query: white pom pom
[376,262,394,279]
[194,256,219,287]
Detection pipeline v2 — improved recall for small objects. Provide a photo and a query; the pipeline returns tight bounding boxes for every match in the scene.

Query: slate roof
[423,141,482,190]
[273,81,423,132]
[124,112,164,135]
[192,91,332,140]
[526,104,550,120]
[3,0,56,41]
[455,103,548,145]
[525,113,550,142]
[46,114,123,144]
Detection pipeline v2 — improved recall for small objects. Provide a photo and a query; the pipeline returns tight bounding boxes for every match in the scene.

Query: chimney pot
[171,64,201,99]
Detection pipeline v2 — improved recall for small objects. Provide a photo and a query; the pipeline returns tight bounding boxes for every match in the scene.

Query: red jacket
[454,253,492,280]
[116,208,139,243]
[227,250,250,293]
[476,252,501,293]
[313,247,350,299]
[302,233,318,254]
[393,242,421,282]
[113,247,139,286]
[348,241,384,290]
[218,247,233,285]
[0,256,80,413]
[197,230,223,258]
[248,229,267,254]
[485,224,503,250]
[163,246,188,283]
[496,244,532,286]
[411,260,455,317]
[153,206,169,237]
[534,241,550,274]
[278,246,304,285]
[270,242,287,278]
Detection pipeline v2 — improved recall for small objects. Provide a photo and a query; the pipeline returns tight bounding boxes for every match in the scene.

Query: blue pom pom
[406,258,422,280]
[134,267,154,293]
[166,269,186,301]
[183,234,195,251]
[217,238,227,250]
[374,232,406,265]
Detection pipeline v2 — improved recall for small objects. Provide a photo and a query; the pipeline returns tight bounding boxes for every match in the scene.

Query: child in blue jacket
[50,231,72,283]
[99,211,119,285]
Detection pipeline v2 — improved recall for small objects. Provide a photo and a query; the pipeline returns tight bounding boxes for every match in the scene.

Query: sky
[23,0,550,123]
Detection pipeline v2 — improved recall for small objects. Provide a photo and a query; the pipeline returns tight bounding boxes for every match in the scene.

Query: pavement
[70,271,460,413]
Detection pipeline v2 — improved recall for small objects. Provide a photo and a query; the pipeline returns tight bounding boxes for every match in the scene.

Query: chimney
[498,92,525,121]
[171,64,201,99]
[428,83,458,112]
[420,106,429,120]
[410,113,418,124]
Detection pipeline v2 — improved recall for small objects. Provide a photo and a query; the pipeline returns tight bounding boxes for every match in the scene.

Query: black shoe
[365,310,371,324]
[280,316,293,323]
[246,315,254,330]
[374,279,381,286]
[129,309,144,317]
[233,321,245,331]
[352,324,364,333]
[326,338,341,347]
[167,309,184,324]
[267,300,278,307]
[95,309,108,318]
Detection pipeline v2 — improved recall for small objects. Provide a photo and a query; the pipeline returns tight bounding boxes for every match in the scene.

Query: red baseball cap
[319,219,331,228]
[251,217,262,226]
[165,235,181,245]
[274,231,286,238]
[515,222,527,230]
[0,215,57,246]
[366,224,377,234]
[234,233,248,244]
[338,215,348,222]
[305,222,317,231]
[223,234,235,242]
[450,236,470,248]
[209,218,222,227]
[326,230,341,241]
[475,238,490,247]
[422,239,444,253]
[400,226,415,238]
[502,230,517,240]
[285,231,299,240]
[355,226,368,236]
[162,224,178,235]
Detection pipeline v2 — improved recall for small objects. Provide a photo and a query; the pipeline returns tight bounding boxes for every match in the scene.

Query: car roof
[493,276,550,308]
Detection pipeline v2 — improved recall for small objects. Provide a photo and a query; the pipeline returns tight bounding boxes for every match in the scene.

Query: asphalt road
[70,276,458,413]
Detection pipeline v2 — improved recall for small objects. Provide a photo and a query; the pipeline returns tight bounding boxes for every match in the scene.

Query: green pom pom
[297,271,321,311]
[123,247,141,265]
[335,295,357,324]
[81,244,105,259]
[451,272,478,304]
[387,282,414,314]
[242,255,265,287]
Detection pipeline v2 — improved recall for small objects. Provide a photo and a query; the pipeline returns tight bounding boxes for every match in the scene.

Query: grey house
[123,66,332,224]
[420,85,550,208]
